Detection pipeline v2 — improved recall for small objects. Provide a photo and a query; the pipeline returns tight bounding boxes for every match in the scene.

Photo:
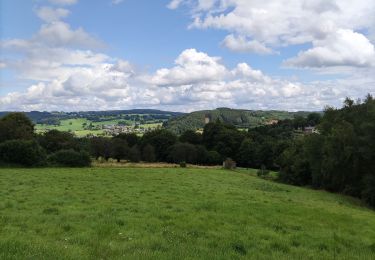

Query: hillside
[164,107,311,134]
[0,109,184,124]
[0,167,374,259]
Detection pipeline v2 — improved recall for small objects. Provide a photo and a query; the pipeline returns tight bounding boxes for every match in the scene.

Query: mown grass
[0,168,374,259]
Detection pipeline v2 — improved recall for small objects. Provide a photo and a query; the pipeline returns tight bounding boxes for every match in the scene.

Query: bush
[0,140,46,167]
[180,161,187,168]
[48,149,91,167]
[207,150,222,165]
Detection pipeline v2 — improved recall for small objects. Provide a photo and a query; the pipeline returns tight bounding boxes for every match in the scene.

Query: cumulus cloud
[1,41,345,112]
[148,49,227,86]
[36,6,70,22]
[223,35,274,55]
[172,0,375,68]
[284,29,375,68]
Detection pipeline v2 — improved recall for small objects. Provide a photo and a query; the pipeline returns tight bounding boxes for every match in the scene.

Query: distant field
[0,168,374,259]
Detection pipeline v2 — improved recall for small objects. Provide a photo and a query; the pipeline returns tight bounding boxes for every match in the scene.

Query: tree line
[278,95,375,207]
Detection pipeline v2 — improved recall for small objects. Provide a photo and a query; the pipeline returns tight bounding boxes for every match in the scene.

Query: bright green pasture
[0,168,374,259]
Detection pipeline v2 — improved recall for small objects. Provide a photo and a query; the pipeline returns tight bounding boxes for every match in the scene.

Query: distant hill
[164,108,311,134]
[0,109,185,124]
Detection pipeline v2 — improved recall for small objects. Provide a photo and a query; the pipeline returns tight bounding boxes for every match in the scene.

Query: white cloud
[172,0,375,67]
[48,0,78,6]
[223,35,274,55]
[167,0,183,9]
[36,21,104,49]
[148,49,227,86]
[36,6,70,22]
[284,29,375,68]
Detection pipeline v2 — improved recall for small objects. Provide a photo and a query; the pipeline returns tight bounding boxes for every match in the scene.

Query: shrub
[0,140,46,167]
[207,150,222,165]
[180,161,187,168]
[223,158,236,170]
[48,149,91,167]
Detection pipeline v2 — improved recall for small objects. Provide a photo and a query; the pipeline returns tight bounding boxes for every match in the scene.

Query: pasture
[0,168,374,259]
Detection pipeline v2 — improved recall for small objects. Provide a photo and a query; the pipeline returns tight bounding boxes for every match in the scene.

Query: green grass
[35,119,163,136]
[0,168,374,259]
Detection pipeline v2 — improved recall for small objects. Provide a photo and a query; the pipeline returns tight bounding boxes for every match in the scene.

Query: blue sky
[1,0,375,111]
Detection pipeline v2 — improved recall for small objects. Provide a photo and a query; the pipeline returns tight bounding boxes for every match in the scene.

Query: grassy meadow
[0,167,374,259]
[35,118,163,137]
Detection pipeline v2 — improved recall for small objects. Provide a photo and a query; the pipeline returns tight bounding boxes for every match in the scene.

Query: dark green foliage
[90,137,112,160]
[167,143,197,164]
[0,140,46,167]
[0,113,34,142]
[115,133,139,147]
[206,150,222,165]
[142,144,156,162]
[236,139,256,167]
[38,130,76,153]
[362,175,375,207]
[279,95,375,207]
[179,130,202,145]
[203,121,245,158]
[110,138,129,162]
[128,145,141,162]
[164,107,310,134]
[142,129,177,161]
[48,149,91,167]
[195,145,209,164]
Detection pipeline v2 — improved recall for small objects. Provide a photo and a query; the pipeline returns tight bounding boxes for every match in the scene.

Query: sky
[0,0,375,112]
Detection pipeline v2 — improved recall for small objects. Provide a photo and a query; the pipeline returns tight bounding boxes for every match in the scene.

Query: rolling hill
[164,107,312,134]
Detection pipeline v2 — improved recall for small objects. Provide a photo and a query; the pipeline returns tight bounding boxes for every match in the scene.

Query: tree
[306,113,322,126]
[142,144,156,162]
[111,138,129,162]
[128,145,141,163]
[142,129,177,161]
[236,139,256,167]
[0,140,46,166]
[38,130,76,153]
[90,137,112,160]
[195,145,209,165]
[167,143,197,164]
[179,130,202,145]
[115,133,139,147]
[0,113,34,142]
[207,150,222,165]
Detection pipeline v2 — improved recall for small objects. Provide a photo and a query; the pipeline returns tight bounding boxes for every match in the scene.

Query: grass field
[35,119,163,137]
[0,168,374,259]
